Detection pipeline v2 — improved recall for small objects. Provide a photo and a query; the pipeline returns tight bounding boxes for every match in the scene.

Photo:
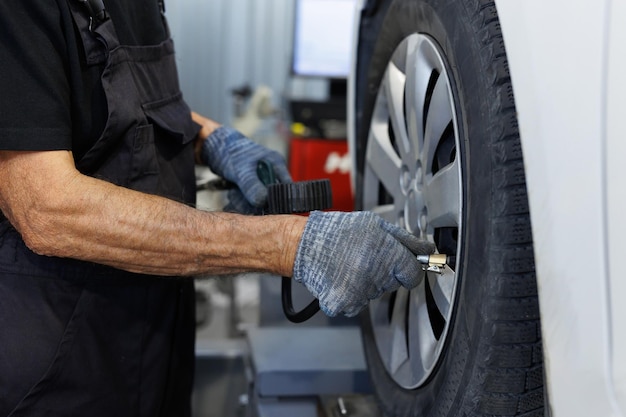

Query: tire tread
[473,0,543,414]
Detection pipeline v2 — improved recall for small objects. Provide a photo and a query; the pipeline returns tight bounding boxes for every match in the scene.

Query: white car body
[348,1,626,416]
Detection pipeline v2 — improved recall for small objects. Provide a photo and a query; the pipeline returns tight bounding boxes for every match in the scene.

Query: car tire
[353,0,544,416]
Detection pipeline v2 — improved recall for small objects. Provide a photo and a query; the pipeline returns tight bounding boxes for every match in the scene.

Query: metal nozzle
[417,253,448,266]
[417,253,451,274]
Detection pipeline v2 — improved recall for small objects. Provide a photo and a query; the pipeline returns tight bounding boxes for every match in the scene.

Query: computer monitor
[291,0,358,80]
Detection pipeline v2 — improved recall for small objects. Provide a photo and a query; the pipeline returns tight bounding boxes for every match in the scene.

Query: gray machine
[244,273,380,417]
[192,275,381,417]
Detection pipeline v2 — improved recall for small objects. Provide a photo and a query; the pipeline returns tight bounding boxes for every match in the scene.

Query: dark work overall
[0,2,197,416]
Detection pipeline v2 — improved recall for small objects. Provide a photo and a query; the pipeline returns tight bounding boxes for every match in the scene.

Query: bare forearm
[0,151,306,277]
[51,177,304,276]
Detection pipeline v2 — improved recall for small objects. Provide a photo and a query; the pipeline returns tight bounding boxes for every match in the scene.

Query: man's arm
[0,149,307,277]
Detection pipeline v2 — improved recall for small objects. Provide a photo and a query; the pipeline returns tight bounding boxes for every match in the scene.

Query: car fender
[491,1,625,416]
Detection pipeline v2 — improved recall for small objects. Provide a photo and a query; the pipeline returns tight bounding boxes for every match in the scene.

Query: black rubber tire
[354,0,544,416]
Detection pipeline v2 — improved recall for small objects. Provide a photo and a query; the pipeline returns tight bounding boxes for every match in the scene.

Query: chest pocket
[67,0,198,203]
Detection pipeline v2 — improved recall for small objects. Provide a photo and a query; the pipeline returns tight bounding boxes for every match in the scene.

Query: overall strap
[78,0,108,26]
[67,0,120,65]
[157,1,171,38]
[80,0,165,21]
[69,0,170,57]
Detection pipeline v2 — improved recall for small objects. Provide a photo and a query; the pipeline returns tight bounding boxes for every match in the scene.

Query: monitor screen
[292,0,358,79]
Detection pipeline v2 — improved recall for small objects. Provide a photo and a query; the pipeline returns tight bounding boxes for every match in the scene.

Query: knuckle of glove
[385,223,436,255]
[315,286,342,317]
[225,189,257,214]
[320,291,367,317]
[366,214,424,290]
[202,127,242,172]
[391,247,424,289]
[240,176,268,206]
[319,298,340,317]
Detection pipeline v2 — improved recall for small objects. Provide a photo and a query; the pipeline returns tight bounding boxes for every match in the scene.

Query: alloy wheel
[363,33,463,389]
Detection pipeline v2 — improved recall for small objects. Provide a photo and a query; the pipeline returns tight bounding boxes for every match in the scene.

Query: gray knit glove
[200,126,291,209]
[224,188,263,215]
[293,211,436,317]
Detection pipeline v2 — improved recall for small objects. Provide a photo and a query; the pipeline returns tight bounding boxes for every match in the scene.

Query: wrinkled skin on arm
[0,142,306,278]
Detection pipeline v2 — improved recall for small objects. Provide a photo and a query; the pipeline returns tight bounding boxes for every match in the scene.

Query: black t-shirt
[0,0,168,159]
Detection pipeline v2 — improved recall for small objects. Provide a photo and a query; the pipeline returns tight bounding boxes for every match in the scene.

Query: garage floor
[193,354,248,417]
[192,276,253,417]
[191,274,381,417]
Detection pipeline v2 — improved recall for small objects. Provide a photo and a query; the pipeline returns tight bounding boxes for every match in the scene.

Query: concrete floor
[192,355,248,417]
[191,274,374,417]
[192,275,251,417]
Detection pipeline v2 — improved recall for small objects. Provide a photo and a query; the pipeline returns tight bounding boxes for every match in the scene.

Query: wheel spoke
[427,266,455,318]
[371,204,401,225]
[369,294,390,324]
[383,62,411,155]
[389,287,410,375]
[424,159,461,228]
[408,282,437,377]
[369,297,394,364]
[366,124,402,197]
[406,36,435,165]
[423,73,453,173]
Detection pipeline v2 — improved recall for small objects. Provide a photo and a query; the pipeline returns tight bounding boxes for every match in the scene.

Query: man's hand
[191,111,221,156]
[293,211,436,317]
[198,126,291,211]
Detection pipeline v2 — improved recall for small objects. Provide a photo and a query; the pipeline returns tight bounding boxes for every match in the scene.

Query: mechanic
[0,1,434,416]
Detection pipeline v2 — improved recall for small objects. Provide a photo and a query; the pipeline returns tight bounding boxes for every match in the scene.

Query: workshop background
[167,0,328,126]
